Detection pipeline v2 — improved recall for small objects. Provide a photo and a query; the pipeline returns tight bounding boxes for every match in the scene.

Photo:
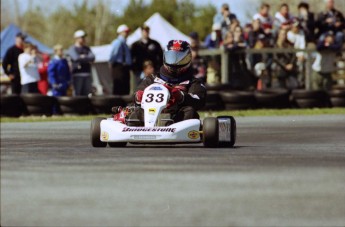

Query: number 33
[145,93,164,103]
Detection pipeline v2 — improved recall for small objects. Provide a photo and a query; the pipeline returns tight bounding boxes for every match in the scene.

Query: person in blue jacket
[48,44,71,96]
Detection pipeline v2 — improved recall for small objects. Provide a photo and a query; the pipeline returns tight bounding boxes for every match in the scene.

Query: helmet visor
[164,50,191,67]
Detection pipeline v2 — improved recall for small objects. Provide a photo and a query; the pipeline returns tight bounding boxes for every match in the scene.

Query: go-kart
[90,83,236,148]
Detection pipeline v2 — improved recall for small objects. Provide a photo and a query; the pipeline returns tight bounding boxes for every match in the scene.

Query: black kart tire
[294,98,329,108]
[254,89,290,108]
[90,117,107,147]
[57,96,91,115]
[292,90,327,99]
[224,103,253,110]
[330,97,345,107]
[328,89,345,98]
[206,83,232,91]
[203,117,219,148]
[21,94,55,116]
[221,91,255,103]
[90,96,125,114]
[0,95,25,117]
[202,91,224,110]
[108,142,127,147]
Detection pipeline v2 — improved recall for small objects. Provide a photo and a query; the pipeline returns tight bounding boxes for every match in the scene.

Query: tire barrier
[328,89,345,107]
[221,91,256,110]
[0,95,26,117]
[0,88,344,118]
[121,94,134,106]
[21,94,56,116]
[202,91,224,111]
[292,90,330,108]
[206,83,232,92]
[254,89,290,109]
[90,95,125,114]
[57,96,91,115]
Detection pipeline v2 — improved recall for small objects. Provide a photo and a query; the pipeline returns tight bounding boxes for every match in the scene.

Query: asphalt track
[1,115,345,226]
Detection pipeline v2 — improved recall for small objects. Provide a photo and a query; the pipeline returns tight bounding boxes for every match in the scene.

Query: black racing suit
[130,66,206,124]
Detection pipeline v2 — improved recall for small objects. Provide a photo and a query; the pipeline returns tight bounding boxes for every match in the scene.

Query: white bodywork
[100,83,202,143]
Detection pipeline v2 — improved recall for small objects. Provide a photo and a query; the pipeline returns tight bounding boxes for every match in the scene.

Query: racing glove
[167,87,185,108]
[135,90,144,105]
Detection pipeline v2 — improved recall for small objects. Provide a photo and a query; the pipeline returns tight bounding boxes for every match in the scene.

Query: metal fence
[199,48,345,90]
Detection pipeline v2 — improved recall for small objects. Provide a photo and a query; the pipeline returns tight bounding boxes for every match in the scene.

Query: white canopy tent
[90,13,191,94]
[91,12,190,63]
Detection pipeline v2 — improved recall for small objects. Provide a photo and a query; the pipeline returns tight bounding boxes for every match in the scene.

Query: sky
[2,0,261,25]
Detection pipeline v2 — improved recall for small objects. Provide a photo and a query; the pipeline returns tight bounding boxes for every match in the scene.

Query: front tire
[203,117,219,148]
[108,142,127,147]
[90,117,107,147]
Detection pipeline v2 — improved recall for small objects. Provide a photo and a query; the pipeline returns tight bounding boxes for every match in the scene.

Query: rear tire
[203,117,219,148]
[90,117,107,147]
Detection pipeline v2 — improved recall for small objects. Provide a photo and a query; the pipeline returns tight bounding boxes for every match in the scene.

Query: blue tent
[1,24,53,60]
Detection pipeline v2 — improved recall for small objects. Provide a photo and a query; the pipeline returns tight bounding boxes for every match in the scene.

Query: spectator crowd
[2,0,344,97]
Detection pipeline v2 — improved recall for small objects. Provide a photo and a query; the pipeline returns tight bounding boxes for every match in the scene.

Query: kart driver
[128,40,206,124]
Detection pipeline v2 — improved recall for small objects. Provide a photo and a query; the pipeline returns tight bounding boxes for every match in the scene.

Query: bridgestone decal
[122,127,176,133]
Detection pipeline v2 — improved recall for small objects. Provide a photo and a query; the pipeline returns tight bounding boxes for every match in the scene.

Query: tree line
[1,0,216,48]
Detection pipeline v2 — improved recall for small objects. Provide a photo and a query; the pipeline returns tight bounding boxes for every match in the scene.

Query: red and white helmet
[163,40,192,76]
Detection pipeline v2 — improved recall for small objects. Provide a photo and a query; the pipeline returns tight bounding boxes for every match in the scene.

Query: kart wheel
[108,142,127,147]
[217,116,236,148]
[90,117,107,147]
[203,117,219,148]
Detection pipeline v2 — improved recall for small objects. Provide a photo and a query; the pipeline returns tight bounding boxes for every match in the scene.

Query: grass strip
[1,108,344,123]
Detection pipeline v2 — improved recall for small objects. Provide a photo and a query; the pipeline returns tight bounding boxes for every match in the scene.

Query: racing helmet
[163,40,192,76]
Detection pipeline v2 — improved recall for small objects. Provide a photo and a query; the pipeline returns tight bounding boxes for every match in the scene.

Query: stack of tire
[0,95,26,117]
[21,94,56,116]
[220,91,256,110]
[254,88,290,109]
[202,84,232,111]
[292,90,330,108]
[90,95,125,114]
[57,96,91,115]
[328,89,345,107]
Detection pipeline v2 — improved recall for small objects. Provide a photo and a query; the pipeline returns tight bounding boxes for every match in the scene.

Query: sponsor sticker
[149,86,163,91]
[188,130,200,139]
[101,131,109,141]
[122,127,176,133]
[148,108,156,115]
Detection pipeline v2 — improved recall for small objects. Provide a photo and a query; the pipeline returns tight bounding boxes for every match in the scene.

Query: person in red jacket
[37,52,50,95]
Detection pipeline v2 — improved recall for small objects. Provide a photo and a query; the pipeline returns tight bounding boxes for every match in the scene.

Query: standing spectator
[213,3,237,39]
[131,24,163,85]
[274,3,294,32]
[316,0,344,45]
[312,32,341,90]
[37,52,50,95]
[287,20,306,87]
[253,3,274,29]
[140,60,155,81]
[297,2,315,43]
[109,24,132,95]
[18,42,40,94]
[248,19,266,48]
[48,44,71,97]
[273,29,298,89]
[204,23,223,49]
[191,45,207,82]
[223,31,251,89]
[189,31,204,50]
[252,34,274,89]
[68,30,95,96]
[2,32,25,94]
